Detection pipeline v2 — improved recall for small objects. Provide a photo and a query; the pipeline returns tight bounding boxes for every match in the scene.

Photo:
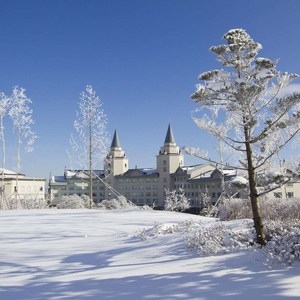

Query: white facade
[49,124,300,209]
[0,169,46,207]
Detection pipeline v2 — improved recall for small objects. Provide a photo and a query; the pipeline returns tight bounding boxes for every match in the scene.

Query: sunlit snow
[0,209,299,299]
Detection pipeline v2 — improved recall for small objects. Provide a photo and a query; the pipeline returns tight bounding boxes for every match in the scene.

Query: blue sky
[1,0,300,179]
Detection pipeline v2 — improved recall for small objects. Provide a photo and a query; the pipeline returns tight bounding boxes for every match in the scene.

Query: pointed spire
[111,130,121,148]
[164,124,176,144]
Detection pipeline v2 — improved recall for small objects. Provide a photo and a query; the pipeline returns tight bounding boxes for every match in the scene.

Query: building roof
[111,130,121,148]
[117,168,158,178]
[0,168,25,176]
[164,124,176,144]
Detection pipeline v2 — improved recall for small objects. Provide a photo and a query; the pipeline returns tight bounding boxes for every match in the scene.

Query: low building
[49,170,106,204]
[0,169,46,207]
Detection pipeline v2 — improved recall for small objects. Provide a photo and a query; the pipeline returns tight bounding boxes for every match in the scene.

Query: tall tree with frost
[190,29,300,245]
[9,86,37,201]
[0,92,13,209]
[68,85,110,208]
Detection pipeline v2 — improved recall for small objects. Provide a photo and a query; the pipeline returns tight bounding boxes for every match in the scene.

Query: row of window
[185,191,222,199]
[118,185,159,190]
[55,185,105,191]
[118,178,159,184]
[124,191,159,198]
[274,192,294,198]
[174,183,221,190]
[14,186,44,193]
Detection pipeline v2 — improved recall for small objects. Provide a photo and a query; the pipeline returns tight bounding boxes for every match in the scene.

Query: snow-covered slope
[0,209,299,299]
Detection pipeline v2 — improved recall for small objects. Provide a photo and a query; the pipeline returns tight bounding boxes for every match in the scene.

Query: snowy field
[0,209,299,300]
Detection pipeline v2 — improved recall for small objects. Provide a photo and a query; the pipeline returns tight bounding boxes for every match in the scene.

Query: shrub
[55,195,90,209]
[218,197,252,220]
[164,188,190,212]
[6,197,49,210]
[263,220,300,265]
[184,221,254,255]
[97,196,135,210]
[218,197,300,221]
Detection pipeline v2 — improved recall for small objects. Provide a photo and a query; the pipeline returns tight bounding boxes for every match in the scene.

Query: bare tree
[190,29,300,245]
[68,85,110,208]
[9,86,37,203]
[0,92,14,209]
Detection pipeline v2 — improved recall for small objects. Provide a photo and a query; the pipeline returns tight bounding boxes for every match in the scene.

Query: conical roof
[111,130,121,148]
[164,124,176,144]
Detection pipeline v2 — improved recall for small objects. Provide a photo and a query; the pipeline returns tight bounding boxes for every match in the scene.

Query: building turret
[105,130,128,176]
[156,124,184,205]
[104,130,128,199]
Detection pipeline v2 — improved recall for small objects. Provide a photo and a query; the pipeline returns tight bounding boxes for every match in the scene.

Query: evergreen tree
[190,29,300,245]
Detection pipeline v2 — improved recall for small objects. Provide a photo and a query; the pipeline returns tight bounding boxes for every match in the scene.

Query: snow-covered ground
[0,209,299,299]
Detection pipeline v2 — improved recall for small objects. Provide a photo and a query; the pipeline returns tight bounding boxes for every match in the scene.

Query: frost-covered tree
[0,92,13,208]
[164,188,190,212]
[68,85,110,208]
[190,29,300,245]
[9,86,37,201]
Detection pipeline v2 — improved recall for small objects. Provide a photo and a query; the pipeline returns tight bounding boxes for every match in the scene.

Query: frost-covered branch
[190,28,300,246]
[67,85,110,207]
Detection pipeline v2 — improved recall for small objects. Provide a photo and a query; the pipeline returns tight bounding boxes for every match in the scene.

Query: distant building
[0,169,46,203]
[49,125,240,208]
[267,176,300,200]
[51,125,300,207]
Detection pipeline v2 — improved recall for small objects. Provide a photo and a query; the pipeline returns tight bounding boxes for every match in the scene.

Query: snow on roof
[223,169,237,176]
[141,168,158,175]
[230,176,248,185]
[52,176,66,183]
[190,168,236,180]
[64,169,105,179]
[0,168,24,176]
[117,168,159,178]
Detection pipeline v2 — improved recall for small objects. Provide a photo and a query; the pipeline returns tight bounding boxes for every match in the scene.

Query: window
[163,160,167,165]
[274,192,282,198]
[287,192,294,198]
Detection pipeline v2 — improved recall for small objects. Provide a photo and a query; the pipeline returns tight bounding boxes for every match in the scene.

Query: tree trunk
[15,136,21,209]
[89,116,93,209]
[0,115,5,209]
[244,125,265,245]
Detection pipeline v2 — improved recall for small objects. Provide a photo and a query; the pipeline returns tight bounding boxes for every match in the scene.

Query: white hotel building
[49,125,300,208]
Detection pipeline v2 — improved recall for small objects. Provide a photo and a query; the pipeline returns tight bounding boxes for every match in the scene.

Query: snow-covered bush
[6,197,49,210]
[263,220,300,265]
[97,196,135,210]
[261,197,300,221]
[218,197,252,220]
[164,188,190,212]
[184,221,254,255]
[138,220,195,241]
[55,194,90,209]
[218,197,300,221]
